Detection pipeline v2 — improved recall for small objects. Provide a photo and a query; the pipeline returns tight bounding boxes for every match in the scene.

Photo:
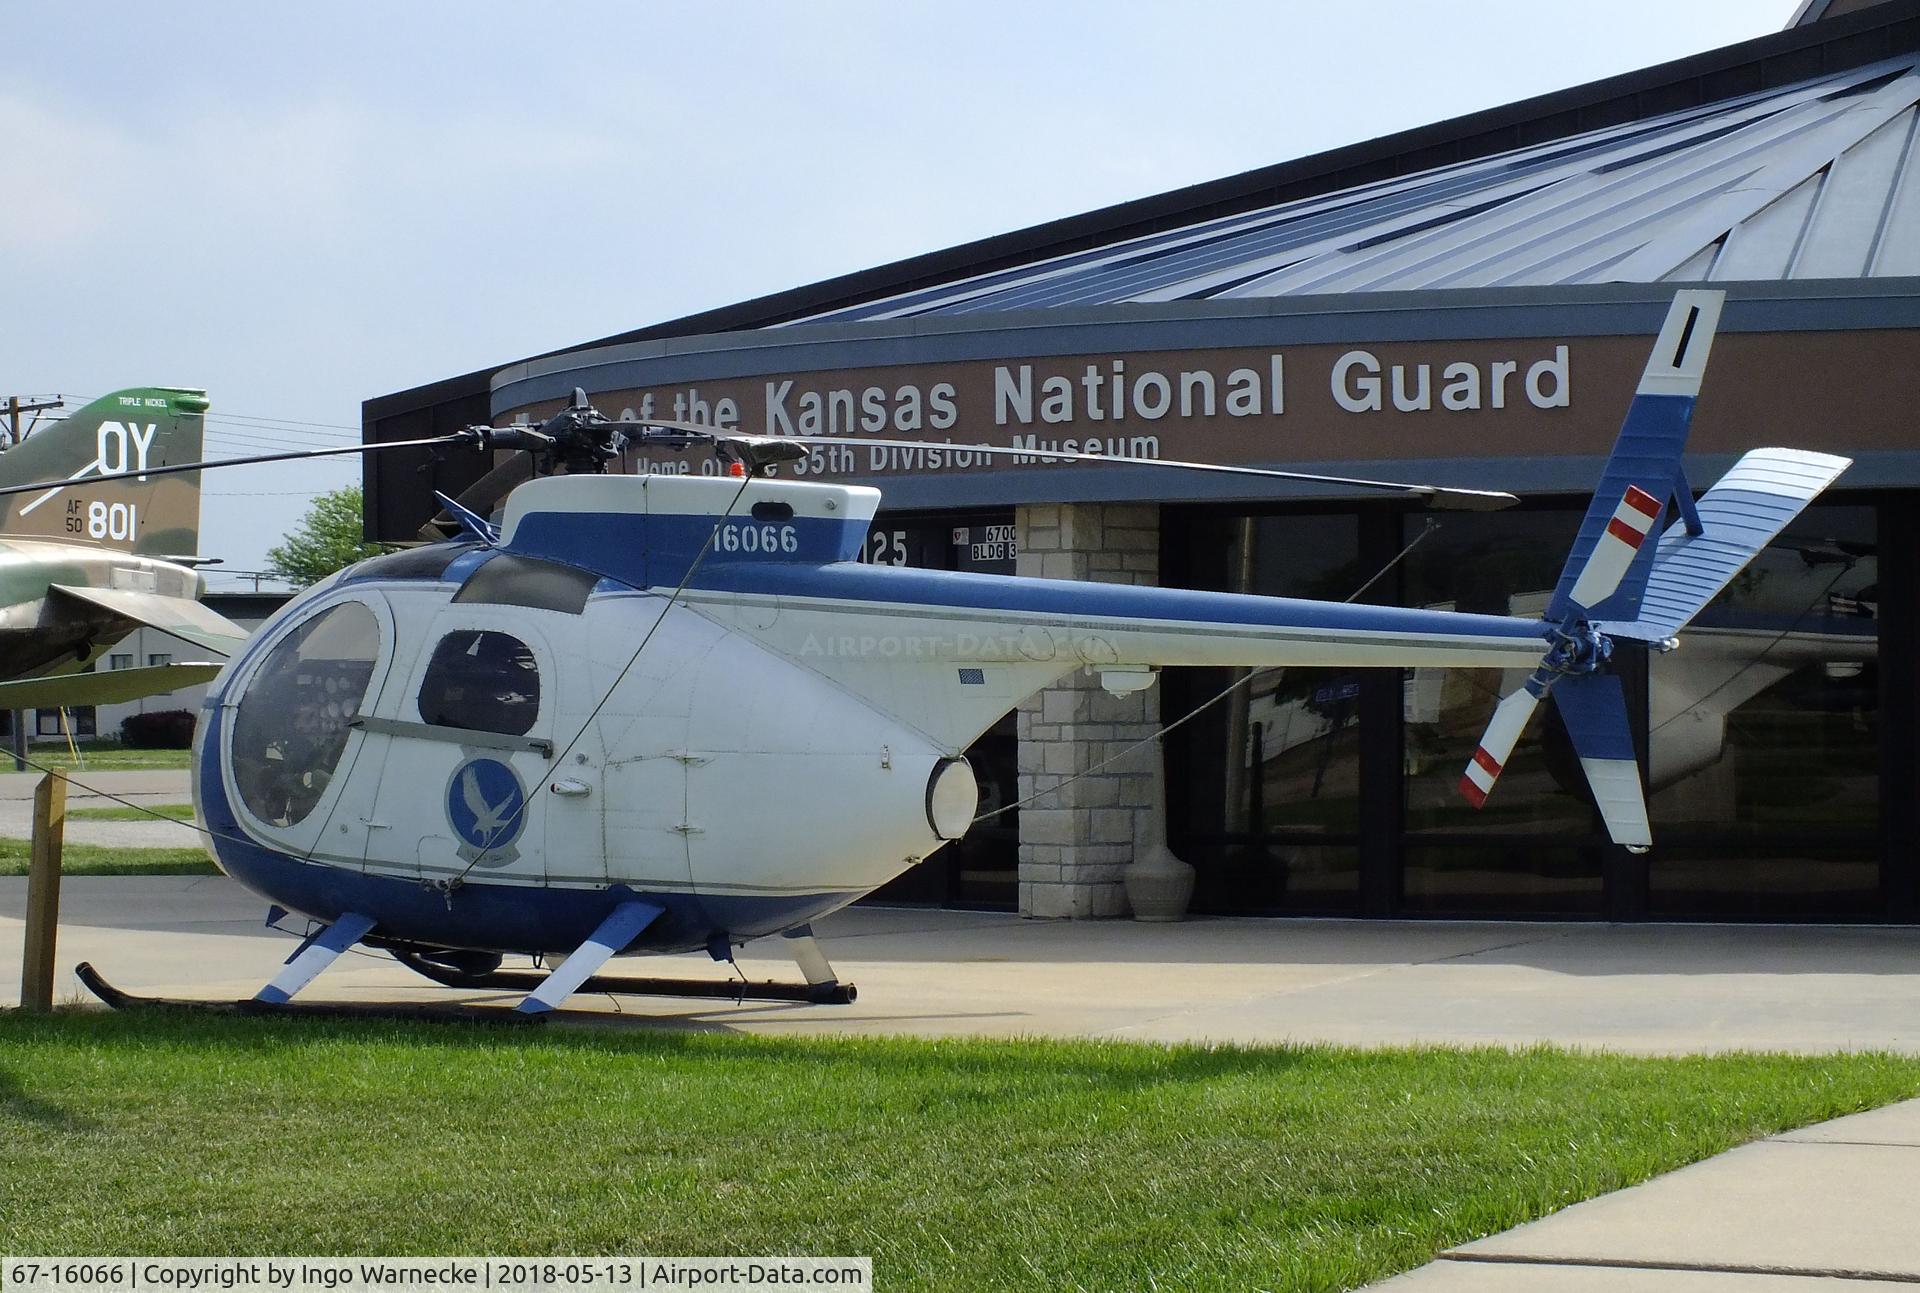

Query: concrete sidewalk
[0,768,190,800]
[0,768,197,848]
[1369,1098,1920,1289]
[4,877,1920,1051]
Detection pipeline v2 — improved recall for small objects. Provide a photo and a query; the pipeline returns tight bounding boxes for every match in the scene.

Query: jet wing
[48,584,251,657]
[0,662,223,709]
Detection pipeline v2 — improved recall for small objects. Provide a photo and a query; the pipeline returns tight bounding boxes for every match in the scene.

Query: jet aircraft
[0,387,249,713]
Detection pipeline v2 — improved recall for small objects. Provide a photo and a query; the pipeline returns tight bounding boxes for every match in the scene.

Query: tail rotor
[1457,288,1850,853]
[1458,290,1725,849]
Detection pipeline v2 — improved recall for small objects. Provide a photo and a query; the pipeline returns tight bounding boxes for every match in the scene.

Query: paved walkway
[4,879,1919,1050]
[1369,1098,1920,1289]
[5,880,1919,1285]
[0,768,196,848]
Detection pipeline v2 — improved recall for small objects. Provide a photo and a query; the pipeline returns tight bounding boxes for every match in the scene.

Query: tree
[265,486,391,587]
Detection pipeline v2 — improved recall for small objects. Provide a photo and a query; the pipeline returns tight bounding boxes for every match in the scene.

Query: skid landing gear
[391,920,856,1006]
[74,962,538,1026]
[392,951,858,1005]
[79,905,856,1019]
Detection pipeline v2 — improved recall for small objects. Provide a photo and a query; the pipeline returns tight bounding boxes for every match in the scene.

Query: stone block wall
[1014,502,1163,918]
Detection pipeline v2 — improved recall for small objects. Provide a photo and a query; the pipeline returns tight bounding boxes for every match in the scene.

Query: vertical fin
[0,386,209,556]
[1547,290,1724,623]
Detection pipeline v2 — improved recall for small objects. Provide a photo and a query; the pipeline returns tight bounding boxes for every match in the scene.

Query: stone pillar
[1014,502,1162,919]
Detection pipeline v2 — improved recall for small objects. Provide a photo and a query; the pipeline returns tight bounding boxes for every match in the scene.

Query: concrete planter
[1124,741,1195,922]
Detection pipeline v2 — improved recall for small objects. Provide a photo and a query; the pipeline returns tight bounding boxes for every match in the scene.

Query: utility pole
[4,394,63,446]
[3,394,65,770]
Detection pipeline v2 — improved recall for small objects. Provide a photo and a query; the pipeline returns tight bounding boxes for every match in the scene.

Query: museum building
[365,1,1920,924]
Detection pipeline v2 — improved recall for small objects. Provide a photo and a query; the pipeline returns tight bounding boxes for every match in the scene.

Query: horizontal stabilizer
[0,663,222,709]
[49,584,250,657]
[1604,448,1852,642]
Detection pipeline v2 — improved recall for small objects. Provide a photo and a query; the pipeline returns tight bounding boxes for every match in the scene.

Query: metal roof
[800,53,1920,323]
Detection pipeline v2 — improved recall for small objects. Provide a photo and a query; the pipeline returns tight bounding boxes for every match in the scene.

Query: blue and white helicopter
[19,290,1848,1018]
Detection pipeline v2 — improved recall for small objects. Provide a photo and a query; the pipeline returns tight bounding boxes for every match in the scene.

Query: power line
[48,394,361,443]
[2,394,64,445]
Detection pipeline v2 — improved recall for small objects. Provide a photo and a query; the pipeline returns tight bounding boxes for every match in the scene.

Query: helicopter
[8,289,1850,1018]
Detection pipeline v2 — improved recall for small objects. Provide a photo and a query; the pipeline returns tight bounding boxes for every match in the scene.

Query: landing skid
[74,962,539,1026]
[390,951,858,1005]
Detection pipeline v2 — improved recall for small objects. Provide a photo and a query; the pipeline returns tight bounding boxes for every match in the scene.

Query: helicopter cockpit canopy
[231,600,381,828]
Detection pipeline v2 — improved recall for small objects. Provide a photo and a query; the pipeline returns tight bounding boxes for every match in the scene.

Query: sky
[3,1,1801,588]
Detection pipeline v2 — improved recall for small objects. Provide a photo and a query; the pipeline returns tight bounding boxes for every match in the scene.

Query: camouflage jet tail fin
[0,387,209,556]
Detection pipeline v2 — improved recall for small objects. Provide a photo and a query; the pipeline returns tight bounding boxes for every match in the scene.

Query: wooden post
[20,769,68,1010]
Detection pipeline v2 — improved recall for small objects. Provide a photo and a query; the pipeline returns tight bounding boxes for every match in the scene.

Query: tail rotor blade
[1460,679,1546,808]
[1565,484,1663,611]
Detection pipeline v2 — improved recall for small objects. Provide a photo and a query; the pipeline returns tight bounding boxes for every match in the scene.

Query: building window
[1395,506,1603,915]
[147,652,172,668]
[1646,503,1880,917]
[110,653,133,670]
[1165,511,1368,915]
[33,708,93,737]
[417,630,540,736]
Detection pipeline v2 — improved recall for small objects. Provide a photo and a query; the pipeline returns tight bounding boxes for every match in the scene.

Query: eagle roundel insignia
[446,756,528,865]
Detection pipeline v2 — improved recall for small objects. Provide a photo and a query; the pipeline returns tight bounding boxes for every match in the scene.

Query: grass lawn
[66,802,195,822]
[2,1013,1915,1290]
[0,839,214,876]
[14,745,194,773]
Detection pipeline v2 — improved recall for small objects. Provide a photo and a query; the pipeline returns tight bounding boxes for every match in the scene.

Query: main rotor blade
[736,434,1519,510]
[501,415,1518,509]
[0,434,471,499]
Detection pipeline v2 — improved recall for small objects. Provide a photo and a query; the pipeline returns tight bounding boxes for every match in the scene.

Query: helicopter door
[363,616,559,889]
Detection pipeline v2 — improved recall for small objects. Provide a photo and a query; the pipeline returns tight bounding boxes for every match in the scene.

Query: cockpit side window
[417,630,541,737]
[231,601,381,828]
